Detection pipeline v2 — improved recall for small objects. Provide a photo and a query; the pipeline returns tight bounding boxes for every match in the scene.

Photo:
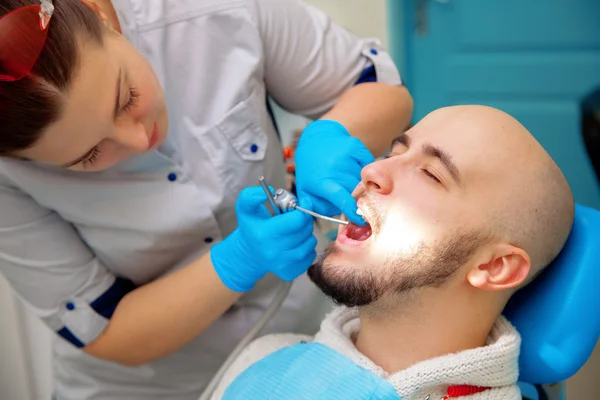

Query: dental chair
[504,204,600,400]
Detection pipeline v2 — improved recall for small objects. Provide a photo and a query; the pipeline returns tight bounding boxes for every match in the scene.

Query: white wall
[304,0,388,46]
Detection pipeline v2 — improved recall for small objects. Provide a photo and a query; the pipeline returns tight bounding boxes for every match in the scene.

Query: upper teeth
[356,208,364,216]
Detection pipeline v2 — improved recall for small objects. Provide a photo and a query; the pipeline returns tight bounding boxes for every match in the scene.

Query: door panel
[390,0,600,208]
[457,3,600,48]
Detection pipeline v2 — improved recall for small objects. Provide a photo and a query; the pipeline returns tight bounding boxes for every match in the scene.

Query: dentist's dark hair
[0,0,104,155]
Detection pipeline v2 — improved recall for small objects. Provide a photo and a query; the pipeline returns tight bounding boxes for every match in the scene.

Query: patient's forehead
[405,118,506,167]
[404,108,527,187]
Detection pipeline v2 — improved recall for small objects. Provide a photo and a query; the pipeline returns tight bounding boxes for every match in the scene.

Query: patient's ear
[466,243,531,291]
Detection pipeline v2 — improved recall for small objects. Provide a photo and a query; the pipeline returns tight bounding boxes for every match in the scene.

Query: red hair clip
[0,1,54,82]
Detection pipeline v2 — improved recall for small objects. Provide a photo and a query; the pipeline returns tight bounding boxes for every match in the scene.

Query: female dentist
[0,0,413,399]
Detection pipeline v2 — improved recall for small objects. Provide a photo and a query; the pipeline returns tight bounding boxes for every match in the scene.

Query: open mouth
[340,207,373,243]
[344,222,372,241]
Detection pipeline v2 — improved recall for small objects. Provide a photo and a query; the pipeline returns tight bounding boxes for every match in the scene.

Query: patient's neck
[354,286,498,374]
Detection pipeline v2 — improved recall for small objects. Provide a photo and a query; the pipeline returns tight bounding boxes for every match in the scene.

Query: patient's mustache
[355,194,384,235]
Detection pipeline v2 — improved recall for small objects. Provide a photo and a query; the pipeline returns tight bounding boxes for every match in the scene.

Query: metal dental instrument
[273,188,349,226]
[258,176,281,215]
[258,176,348,225]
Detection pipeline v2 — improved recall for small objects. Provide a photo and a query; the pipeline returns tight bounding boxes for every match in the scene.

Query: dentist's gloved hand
[211,186,317,292]
[295,120,375,226]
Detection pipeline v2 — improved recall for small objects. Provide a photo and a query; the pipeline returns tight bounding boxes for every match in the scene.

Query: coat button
[66,302,76,311]
[370,48,378,55]
[167,172,177,182]
[250,144,259,153]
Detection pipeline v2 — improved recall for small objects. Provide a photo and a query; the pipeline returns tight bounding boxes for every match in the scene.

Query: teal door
[388,0,600,208]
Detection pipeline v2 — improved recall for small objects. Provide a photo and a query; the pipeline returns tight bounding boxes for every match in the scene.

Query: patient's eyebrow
[389,133,462,185]
[391,133,411,148]
[423,143,461,185]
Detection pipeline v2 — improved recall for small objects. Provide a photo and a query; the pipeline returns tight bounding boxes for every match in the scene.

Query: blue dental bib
[223,341,400,400]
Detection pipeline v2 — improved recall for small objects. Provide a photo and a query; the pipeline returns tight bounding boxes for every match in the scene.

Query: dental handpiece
[273,188,349,226]
[258,177,348,225]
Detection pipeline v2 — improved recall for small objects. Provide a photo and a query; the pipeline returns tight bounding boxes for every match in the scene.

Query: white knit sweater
[212,307,522,399]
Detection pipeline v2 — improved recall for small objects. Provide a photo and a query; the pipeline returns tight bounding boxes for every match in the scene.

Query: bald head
[420,105,575,281]
[309,105,574,312]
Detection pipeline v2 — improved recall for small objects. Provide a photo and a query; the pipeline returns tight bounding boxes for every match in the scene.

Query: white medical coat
[0,0,402,398]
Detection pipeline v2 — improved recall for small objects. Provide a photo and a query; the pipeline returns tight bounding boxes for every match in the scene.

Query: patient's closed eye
[384,153,402,159]
[383,154,442,183]
[422,169,441,184]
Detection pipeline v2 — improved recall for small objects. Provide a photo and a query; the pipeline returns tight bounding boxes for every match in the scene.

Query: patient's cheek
[389,179,455,226]
[373,210,428,254]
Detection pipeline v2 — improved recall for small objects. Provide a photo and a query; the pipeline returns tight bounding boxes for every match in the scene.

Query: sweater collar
[313,306,520,399]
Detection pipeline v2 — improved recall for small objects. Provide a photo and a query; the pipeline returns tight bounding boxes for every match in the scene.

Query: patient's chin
[307,250,382,307]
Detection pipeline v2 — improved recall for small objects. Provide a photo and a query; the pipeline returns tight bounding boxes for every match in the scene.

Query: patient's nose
[361,161,393,195]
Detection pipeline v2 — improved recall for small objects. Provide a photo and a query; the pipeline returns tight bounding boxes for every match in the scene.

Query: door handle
[416,0,450,36]
[416,0,428,35]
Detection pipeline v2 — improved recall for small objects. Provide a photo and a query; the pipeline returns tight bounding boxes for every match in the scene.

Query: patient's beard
[307,230,489,308]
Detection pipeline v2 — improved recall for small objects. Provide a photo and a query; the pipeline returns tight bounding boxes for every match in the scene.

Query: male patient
[212,105,575,399]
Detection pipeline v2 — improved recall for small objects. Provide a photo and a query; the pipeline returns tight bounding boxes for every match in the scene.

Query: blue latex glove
[295,120,375,226]
[211,186,317,292]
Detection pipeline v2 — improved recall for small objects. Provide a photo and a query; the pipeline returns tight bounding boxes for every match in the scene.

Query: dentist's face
[18,30,168,171]
[308,106,515,307]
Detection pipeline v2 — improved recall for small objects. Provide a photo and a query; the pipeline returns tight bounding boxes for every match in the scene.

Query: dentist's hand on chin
[295,120,374,226]
[211,187,317,292]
